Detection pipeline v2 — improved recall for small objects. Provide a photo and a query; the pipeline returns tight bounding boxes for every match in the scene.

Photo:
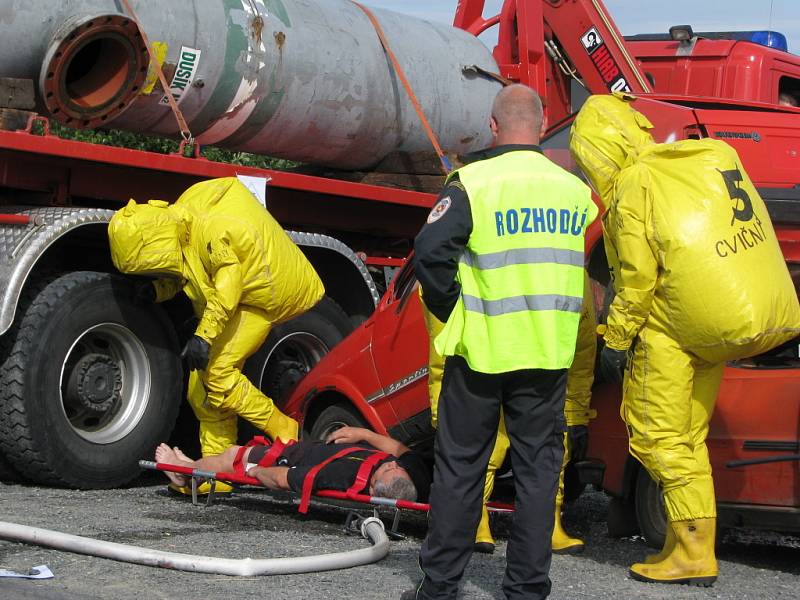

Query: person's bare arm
[327,426,410,457]
[247,466,291,490]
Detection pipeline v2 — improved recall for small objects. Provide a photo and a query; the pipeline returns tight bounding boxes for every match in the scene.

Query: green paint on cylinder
[215,67,286,149]
[264,0,291,27]
[189,0,249,135]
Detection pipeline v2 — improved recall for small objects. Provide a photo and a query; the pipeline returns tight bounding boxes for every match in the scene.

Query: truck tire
[635,467,668,548]
[309,404,368,442]
[244,297,353,408]
[0,272,182,488]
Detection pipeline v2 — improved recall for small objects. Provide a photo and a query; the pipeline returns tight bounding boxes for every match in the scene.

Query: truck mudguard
[0,207,114,336]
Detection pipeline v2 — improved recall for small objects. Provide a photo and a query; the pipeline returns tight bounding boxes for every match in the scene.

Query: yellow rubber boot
[644,522,676,564]
[474,504,495,554]
[474,420,510,554]
[629,518,718,587]
[551,500,585,554]
[474,465,496,554]
[264,407,299,442]
[169,480,234,496]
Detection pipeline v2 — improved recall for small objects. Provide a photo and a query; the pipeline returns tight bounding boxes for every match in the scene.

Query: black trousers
[417,355,567,600]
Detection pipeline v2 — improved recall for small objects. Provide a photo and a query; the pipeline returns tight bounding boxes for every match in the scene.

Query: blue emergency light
[703,30,789,52]
[747,31,789,52]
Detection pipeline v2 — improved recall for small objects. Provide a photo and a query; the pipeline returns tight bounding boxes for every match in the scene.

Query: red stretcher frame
[139,460,515,514]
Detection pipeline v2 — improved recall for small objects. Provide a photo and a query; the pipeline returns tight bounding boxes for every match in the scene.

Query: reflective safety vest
[435,150,596,373]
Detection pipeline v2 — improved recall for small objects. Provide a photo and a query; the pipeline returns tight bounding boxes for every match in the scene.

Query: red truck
[282,0,800,547]
[0,0,474,489]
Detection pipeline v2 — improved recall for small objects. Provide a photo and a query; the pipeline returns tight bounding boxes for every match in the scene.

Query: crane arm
[455,0,651,124]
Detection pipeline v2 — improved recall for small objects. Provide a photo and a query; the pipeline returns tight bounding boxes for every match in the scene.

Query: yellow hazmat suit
[421,272,596,551]
[109,178,325,457]
[553,271,597,554]
[570,93,800,585]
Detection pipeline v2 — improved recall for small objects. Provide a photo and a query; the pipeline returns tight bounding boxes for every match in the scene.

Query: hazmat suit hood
[569,93,656,208]
[108,199,185,278]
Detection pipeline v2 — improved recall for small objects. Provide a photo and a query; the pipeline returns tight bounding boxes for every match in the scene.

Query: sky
[366,1,799,54]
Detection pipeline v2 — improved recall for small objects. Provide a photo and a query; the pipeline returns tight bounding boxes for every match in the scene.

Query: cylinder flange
[39,14,148,128]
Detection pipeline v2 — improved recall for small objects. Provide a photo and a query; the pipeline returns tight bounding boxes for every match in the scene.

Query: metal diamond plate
[288,230,379,306]
[0,209,375,336]
[0,207,114,335]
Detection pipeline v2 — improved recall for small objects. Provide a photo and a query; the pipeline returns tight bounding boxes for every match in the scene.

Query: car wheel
[309,404,368,442]
[0,271,182,488]
[635,467,668,548]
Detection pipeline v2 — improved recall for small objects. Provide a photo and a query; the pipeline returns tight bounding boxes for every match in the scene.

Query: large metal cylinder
[0,0,501,169]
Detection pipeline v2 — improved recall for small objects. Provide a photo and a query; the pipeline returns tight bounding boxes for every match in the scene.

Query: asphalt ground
[0,474,798,600]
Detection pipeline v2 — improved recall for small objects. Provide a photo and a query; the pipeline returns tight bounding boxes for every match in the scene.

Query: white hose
[0,517,389,576]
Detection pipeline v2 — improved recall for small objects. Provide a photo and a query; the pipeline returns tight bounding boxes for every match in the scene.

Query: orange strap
[352,2,452,175]
[120,0,194,143]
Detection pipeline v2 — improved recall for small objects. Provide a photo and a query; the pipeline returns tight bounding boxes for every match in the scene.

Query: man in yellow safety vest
[403,84,597,600]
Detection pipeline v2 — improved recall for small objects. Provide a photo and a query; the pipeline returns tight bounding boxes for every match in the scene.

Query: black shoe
[474,541,495,554]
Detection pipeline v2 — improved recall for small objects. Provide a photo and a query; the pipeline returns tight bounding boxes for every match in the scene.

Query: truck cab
[626,29,800,107]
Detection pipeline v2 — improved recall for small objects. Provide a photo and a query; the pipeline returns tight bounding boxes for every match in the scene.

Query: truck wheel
[635,468,668,548]
[0,272,181,488]
[309,404,368,442]
[244,297,353,408]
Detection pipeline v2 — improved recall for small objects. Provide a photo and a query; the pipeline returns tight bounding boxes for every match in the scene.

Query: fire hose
[0,517,389,576]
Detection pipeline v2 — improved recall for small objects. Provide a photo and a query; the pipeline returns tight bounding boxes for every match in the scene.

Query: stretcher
[138,459,514,538]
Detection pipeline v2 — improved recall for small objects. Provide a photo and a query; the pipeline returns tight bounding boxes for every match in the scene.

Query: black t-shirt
[249,440,430,500]
[284,441,392,495]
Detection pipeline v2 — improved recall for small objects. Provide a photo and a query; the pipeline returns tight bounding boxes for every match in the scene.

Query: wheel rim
[256,332,330,405]
[59,322,151,444]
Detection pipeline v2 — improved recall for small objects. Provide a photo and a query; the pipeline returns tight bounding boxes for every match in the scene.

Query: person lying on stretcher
[155,427,430,502]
